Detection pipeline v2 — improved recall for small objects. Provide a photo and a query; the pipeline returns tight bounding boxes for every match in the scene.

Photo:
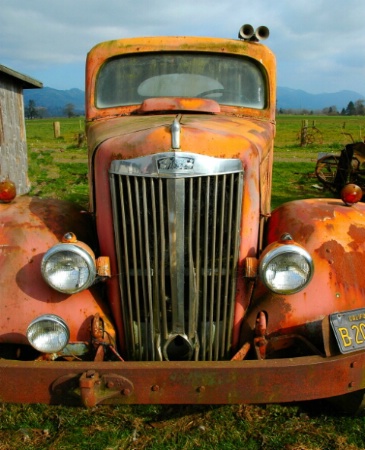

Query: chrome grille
[109,153,243,361]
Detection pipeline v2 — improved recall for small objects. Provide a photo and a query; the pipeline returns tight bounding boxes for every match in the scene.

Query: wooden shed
[0,64,42,195]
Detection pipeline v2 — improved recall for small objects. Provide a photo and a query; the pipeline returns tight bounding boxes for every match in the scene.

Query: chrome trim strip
[109,152,243,178]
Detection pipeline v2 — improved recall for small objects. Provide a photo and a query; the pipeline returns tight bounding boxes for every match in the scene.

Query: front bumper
[1,352,365,406]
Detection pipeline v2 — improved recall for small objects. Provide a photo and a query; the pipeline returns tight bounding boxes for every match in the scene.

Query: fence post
[300,120,308,147]
[53,121,61,138]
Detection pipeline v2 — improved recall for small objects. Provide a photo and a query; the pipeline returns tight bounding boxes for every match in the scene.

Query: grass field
[25,114,365,209]
[1,115,365,449]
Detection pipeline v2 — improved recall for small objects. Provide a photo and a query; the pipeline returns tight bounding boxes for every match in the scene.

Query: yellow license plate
[330,309,365,353]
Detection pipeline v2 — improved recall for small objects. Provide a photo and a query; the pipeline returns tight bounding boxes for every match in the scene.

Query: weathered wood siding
[0,77,29,195]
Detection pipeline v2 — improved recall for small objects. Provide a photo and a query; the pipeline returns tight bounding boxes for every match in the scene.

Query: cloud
[1,0,365,94]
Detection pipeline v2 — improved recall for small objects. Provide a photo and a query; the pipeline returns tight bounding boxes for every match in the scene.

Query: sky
[1,0,365,96]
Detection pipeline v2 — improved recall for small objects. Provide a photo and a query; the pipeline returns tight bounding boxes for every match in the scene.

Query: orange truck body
[2,28,365,411]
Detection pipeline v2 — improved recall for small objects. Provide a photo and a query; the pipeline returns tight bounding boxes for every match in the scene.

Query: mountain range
[277,87,364,112]
[23,86,365,117]
[24,87,85,117]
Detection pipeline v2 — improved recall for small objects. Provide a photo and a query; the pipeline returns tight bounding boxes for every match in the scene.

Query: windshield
[96,52,266,109]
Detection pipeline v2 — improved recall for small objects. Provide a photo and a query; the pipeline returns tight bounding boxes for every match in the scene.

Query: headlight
[259,243,313,294]
[26,315,70,353]
[41,242,96,294]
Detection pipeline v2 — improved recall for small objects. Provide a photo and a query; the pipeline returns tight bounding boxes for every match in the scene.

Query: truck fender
[0,196,114,345]
[245,198,365,343]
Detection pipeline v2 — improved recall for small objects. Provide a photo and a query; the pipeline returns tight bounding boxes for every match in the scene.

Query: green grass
[26,118,89,206]
[28,151,89,205]
[2,115,365,449]
[274,114,365,148]
[271,161,329,209]
[26,117,85,146]
[1,402,365,449]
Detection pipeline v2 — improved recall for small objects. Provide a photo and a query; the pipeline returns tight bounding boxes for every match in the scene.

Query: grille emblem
[157,156,195,173]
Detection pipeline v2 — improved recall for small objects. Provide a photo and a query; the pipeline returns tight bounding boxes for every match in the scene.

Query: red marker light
[340,183,363,205]
[0,179,16,203]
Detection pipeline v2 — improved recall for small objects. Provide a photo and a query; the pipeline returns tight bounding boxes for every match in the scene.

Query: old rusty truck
[2,24,365,413]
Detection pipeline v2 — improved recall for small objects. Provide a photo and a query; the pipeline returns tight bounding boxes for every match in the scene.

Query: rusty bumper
[1,352,365,406]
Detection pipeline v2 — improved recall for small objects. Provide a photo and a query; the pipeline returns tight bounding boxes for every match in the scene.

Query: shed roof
[0,64,43,89]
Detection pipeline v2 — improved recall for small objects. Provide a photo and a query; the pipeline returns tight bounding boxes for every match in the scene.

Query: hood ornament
[171,117,181,150]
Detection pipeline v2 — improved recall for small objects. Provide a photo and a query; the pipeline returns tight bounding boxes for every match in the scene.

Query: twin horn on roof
[238,24,270,41]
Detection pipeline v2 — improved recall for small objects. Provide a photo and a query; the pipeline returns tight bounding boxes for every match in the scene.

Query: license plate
[330,309,365,353]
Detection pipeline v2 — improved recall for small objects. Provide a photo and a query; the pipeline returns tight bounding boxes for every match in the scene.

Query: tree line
[24,100,78,119]
[25,98,365,118]
[278,99,365,116]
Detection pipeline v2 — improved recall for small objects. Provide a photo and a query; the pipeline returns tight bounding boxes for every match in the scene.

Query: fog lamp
[41,242,96,294]
[259,238,313,294]
[26,315,70,353]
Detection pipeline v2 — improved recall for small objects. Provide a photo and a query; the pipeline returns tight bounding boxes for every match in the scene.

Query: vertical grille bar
[133,178,148,359]
[140,178,155,361]
[166,179,185,336]
[221,173,235,357]
[158,179,168,342]
[110,175,135,354]
[227,173,244,350]
[126,177,143,360]
[149,178,161,360]
[110,155,243,362]
[192,178,202,361]
[187,178,198,348]
[201,176,210,360]
[214,174,226,361]
[208,176,218,361]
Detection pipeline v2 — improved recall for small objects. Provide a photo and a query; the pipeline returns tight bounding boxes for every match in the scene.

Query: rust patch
[265,296,293,331]
[316,240,344,263]
[246,291,293,335]
[316,240,365,290]
[306,204,336,221]
[348,223,365,251]
[297,223,315,244]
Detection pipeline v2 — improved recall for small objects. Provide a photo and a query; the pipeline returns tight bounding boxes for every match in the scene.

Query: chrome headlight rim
[41,242,96,294]
[259,243,314,295]
[26,314,70,353]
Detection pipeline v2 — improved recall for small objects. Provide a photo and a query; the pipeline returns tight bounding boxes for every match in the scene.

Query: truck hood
[87,113,275,164]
